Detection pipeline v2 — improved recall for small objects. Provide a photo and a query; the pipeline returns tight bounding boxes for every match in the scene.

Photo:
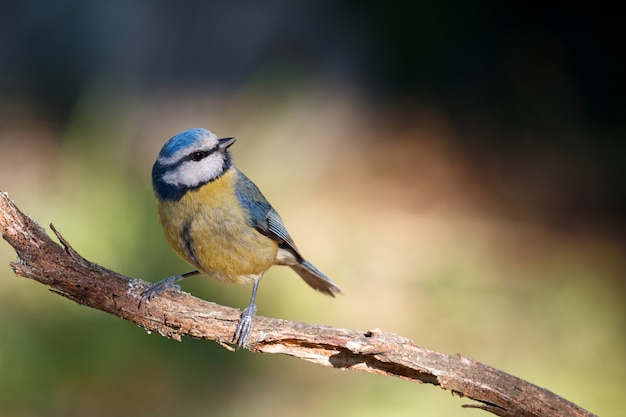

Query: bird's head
[152,128,236,200]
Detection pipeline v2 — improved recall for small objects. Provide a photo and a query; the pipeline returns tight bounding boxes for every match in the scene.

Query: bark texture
[0,192,596,417]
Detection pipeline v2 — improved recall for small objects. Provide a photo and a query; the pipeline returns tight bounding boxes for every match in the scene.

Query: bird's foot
[233,303,257,347]
[139,276,183,307]
[139,270,199,307]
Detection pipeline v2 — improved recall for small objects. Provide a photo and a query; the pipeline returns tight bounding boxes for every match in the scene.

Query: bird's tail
[290,260,342,297]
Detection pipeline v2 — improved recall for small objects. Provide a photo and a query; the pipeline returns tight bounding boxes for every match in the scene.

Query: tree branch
[0,191,596,417]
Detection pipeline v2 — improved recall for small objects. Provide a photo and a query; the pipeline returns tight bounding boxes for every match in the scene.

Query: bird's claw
[139,277,182,306]
[233,304,257,347]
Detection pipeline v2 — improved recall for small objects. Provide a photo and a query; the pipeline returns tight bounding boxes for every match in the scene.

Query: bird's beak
[218,137,236,150]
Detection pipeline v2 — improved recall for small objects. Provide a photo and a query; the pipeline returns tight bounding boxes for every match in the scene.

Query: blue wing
[234,168,342,297]
[234,169,302,257]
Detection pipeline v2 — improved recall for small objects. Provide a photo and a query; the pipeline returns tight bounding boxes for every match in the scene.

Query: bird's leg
[233,277,261,347]
[139,270,200,306]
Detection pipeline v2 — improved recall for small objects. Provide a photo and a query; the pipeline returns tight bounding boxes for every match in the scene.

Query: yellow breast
[156,169,278,283]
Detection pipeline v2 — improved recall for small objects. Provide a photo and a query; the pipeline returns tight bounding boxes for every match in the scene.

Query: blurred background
[1,2,624,416]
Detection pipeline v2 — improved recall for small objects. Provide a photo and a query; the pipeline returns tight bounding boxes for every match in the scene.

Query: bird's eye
[190,151,207,161]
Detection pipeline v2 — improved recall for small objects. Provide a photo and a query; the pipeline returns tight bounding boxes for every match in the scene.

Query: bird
[141,128,342,346]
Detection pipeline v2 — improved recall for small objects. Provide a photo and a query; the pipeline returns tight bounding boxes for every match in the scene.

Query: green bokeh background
[1,3,624,416]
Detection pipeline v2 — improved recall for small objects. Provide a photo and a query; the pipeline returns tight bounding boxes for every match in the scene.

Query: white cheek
[162,154,225,187]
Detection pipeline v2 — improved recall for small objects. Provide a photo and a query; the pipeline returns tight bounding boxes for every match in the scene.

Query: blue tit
[141,128,342,346]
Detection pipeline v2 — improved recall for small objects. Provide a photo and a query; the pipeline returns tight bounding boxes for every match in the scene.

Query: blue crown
[159,128,209,159]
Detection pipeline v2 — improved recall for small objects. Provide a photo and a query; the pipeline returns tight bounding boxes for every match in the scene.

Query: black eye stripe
[190,151,207,161]
[188,148,216,162]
